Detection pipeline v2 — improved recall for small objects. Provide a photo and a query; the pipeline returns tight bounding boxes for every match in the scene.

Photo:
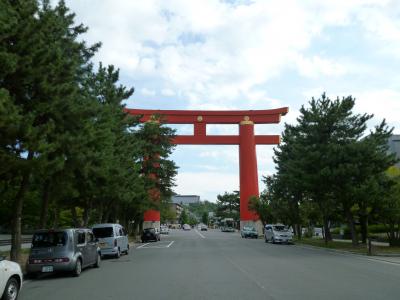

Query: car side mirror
[95,238,99,243]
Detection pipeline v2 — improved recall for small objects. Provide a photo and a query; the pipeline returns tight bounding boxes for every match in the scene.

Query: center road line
[223,255,276,300]
[194,229,206,239]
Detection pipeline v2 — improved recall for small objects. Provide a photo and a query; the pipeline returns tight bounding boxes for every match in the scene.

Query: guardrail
[0,238,32,246]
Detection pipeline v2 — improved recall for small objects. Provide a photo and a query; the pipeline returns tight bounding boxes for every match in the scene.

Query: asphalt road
[19,229,400,300]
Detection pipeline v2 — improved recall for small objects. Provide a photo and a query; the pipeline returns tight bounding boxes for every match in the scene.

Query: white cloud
[353,89,400,133]
[161,88,176,96]
[66,0,400,109]
[62,0,400,201]
[140,88,156,96]
[175,171,239,201]
[295,55,348,78]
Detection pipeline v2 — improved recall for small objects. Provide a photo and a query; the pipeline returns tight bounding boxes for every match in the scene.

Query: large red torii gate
[125,107,288,231]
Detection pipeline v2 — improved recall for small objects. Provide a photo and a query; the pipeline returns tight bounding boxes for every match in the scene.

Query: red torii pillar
[125,107,288,233]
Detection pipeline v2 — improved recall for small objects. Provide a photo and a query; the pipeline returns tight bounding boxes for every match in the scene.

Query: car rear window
[93,227,114,238]
[32,232,67,248]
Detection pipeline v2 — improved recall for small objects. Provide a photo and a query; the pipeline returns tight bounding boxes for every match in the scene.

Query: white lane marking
[136,241,175,249]
[194,229,206,239]
[136,243,150,249]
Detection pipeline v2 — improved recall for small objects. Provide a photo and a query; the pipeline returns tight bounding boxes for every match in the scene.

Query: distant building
[171,195,200,205]
[388,135,400,167]
[170,203,183,224]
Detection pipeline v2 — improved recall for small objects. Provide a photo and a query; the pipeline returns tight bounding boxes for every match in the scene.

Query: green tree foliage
[248,195,272,228]
[216,191,240,221]
[271,93,396,245]
[201,212,209,225]
[0,1,177,261]
[187,201,217,221]
[377,167,400,246]
[179,209,189,225]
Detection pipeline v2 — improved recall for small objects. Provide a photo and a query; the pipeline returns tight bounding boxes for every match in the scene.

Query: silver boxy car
[26,229,101,277]
[92,224,129,258]
[264,224,293,244]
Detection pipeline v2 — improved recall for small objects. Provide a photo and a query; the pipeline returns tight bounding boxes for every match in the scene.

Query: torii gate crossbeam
[125,107,288,232]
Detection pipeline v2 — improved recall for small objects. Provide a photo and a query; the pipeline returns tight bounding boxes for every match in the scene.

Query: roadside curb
[294,243,400,264]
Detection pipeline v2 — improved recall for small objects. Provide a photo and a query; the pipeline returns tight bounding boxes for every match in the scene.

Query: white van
[264,224,293,244]
[92,224,129,258]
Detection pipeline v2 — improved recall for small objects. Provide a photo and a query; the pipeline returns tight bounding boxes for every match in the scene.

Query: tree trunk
[10,151,33,262]
[359,214,368,244]
[346,210,358,246]
[39,179,51,229]
[71,207,80,227]
[296,223,302,240]
[389,223,396,246]
[322,216,332,244]
[98,203,104,223]
[82,200,91,227]
[53,205,60,228]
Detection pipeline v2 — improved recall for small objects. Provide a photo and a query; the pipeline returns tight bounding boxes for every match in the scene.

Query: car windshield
[144,228,155,233]
[93,227,114,238]
[32,231,67,248]
[244,226,256,231]
[273,225,287,231]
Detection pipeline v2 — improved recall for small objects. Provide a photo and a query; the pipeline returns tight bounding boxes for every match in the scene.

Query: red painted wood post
[239,117,259,225]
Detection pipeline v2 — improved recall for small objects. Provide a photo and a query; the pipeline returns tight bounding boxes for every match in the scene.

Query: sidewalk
[333,238,389,247]
[295,243,400,264]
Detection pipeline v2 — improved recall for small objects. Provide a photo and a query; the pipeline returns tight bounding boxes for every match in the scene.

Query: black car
[141,228,160,242]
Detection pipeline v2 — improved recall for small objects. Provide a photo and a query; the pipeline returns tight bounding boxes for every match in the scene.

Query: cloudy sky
[64,0,400,201]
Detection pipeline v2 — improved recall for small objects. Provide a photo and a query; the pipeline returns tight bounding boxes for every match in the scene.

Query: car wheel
[2,277,19,300]
[115,248,121,259]
[73,259,82,277]
[265,237,268,243]
[94,253,101,268]
[125,244,129,255]
[272,237,275,244]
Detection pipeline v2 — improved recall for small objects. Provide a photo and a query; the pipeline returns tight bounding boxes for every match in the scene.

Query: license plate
[99,242,107,248]
[42,266,53,273]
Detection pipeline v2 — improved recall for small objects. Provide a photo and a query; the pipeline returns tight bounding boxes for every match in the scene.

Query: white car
[160,226,169,235]
[264,224,293,244]
[92,223,129,258]
[0,256,23,300]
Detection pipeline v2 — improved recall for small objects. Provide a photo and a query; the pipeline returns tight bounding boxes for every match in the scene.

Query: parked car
[92,223,129,258]
[264,224,293,244]
[0,256,23,300]
[26,229,100,277]
[182,224,191,231]
[200,225,208,231]
[241,226,258,238]
[141,228,160,242]
[160,225,169,235]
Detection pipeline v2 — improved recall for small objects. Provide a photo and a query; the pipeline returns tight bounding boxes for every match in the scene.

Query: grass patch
[295,238,400,256]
